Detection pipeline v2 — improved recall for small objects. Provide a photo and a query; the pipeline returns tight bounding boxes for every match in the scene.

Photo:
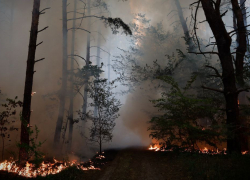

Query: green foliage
[149,75,223,149]
[77,78,121,150]
[0,96,22,160]
[17,118,45,165]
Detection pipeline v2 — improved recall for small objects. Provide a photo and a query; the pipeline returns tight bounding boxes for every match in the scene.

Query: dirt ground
[1,148,250,180]
[98,148,189,180]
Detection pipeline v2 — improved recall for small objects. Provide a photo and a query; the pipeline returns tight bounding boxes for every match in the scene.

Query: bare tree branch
[90,46,110,55]
[35,58,45,63]
[205,65,222,78]
[36,41,43,46]
[68,27,90,33]
[201,85,224,93]
[38,26,48,33]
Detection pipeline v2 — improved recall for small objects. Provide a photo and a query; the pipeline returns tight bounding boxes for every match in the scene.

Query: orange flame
[147,145,242,155]
[0,156,102,178]
[149,144,160,151]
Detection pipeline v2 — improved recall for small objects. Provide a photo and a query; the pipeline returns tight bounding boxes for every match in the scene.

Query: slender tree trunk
[82,0,91,127]
[200,0,241,153]
[240,0,249,52]
[9,0,14,69]
[94,23,102,117]
[98,104,102,155]
[233,0,248,151]
[96,27,101,68]
[174,0,193,50]
[108,50,111,81]
[2,134,4,160]
[240,0,247,25]
[54,0,68,147]
[19,0,41,161]
[232,0,247,86]
[99,138,102,155]
[174,0,189,37]
[68,0,77,151]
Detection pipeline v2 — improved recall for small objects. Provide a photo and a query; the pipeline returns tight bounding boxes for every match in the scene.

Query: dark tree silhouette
[54,0,68,148]
[191,0,248,153]
[19,0,48,161]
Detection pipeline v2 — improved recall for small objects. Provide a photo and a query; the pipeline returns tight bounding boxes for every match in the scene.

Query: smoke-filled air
[1,0,250,179]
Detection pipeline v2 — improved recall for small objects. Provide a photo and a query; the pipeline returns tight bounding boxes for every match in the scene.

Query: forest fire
[148,144,250,155]
[0,157,101,178]
[148,144,232,155]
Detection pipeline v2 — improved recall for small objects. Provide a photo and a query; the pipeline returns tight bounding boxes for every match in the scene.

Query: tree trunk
[99,138,102,155]
[82,0,91,127]
[240,0,249,52]
[9,0,14,78]
[68,0,77,151]
[2,134,4,160]
[232,0,248,151]
[54,0,68,147]
[108,50,111,81]
[174,0,193,50]
[19,0,41,161]
[232,0,247,86]
[94,23,102,117]
[200,0,241,153]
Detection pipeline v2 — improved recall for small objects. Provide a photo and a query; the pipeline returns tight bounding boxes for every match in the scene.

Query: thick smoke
[0,0,244,160]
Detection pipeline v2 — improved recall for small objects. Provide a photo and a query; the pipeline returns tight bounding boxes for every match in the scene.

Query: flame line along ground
[0,154,106,178]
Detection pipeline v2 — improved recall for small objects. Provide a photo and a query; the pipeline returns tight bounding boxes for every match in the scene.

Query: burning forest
[1,0,250,179]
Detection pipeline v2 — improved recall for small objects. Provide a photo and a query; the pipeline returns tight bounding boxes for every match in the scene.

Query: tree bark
[200,0,241,153]
[19,0,41,161]
[68,0,77,151]
[54,0,68,148]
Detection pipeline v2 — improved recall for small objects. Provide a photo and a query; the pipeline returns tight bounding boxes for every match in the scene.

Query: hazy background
[0,0,245,160]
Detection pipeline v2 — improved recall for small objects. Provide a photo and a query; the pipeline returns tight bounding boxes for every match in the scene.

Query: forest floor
[1,147,250,180]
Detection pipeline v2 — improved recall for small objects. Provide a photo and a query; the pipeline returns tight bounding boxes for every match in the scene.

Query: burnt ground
[1,148,250,180]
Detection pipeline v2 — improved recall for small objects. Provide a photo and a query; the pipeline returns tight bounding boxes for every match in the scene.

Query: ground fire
[148,144,248,155]
[0,154,106,178]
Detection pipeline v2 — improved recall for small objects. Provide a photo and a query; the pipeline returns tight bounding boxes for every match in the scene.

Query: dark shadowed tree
[173,0,194,50]
[20,0,48,161]
[54,0,68,148]
[149,75,222,150]
[190,0,248,153]
[85,79,121,154]
[67,0,77,152]
[233,0,249,151]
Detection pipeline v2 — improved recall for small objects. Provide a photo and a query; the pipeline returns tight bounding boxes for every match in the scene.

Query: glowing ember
[242,151,248,155]
[96,155,105,159]
[31,92,36,96]
[0,157,101,178]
